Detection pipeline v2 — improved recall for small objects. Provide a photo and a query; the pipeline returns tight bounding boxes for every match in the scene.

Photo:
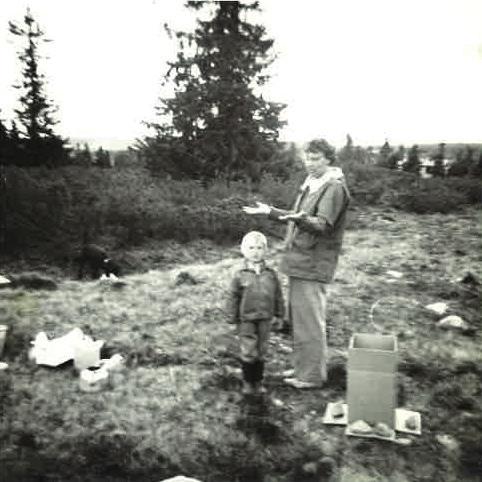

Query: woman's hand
[242,201,271,215]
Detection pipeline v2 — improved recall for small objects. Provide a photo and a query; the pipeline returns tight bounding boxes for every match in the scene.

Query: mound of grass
[458,415,482,474]
[3,272,57,291]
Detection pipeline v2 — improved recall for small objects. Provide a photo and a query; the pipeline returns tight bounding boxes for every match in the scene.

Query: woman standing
[243,139,350,388]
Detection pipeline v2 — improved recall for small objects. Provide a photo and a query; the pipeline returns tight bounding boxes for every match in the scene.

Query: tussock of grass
[3,272,58,291]
[457,414,482,474]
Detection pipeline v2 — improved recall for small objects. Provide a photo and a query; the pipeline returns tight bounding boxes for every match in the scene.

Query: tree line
[1,2,293,180]
[1,9,69,167]
[0,9,115,169]
[1,3,480,182]
[337,135,482,178]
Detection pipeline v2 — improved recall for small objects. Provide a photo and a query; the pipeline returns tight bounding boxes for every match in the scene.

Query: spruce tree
[0,116,23,166]
[377,140,392,167]
[71,142,94,166]
[82,143,93,166]
[338,134,354,163]
[139,1,285,184]
[9,8,69,167]
[447,145,473,177]
[431,142,445,177]
[8,121,22,162]
[94,147,111,168]
[469,150,482,178]
[353,145,369,164]
[386,145,404,170]
[365,146,375,164]
[386,152,398,170]
[0,113,8,250]
[0,115,9,165]
[0,160,5,251]
[403,144,421,174]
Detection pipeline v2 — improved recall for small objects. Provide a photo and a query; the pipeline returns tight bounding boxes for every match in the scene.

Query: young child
[227,231,285,395]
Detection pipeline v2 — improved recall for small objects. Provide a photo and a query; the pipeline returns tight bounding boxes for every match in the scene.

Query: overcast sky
[1,0,481,149]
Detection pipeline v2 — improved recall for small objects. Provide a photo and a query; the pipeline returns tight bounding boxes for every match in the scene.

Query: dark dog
[75,244,121,279]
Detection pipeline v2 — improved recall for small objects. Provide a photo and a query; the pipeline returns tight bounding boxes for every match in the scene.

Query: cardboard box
[347,333,397,428]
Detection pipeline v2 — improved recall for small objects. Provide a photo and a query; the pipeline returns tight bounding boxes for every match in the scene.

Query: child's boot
[253,360,266,394]
[241,362,255,395]
[242,380,255,395]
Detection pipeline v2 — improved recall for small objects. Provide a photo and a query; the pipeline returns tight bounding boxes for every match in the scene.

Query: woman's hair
[306,138,336,164]
[240,230,268,255]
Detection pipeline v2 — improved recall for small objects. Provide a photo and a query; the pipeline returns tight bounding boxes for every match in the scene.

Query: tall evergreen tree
[469,150,482,178]
[81,143,93,166]
[94,147,111,168]
[9,8,69,167]
[431,142,445,177]
[0,114,22,165]
[353,145,366,164]
[0,159,5,251]
[138,1,285,184]
[337,134,354,163]
[447,149,462,176]
[8,121,22,162]
[388,145,405,170]
[71,143,93,166]
[447,145,473,177]
[0,114,7,251]
[377,140,392,167]
[403,144,421,174]
[0,114,9,165]
[365,146,375,164]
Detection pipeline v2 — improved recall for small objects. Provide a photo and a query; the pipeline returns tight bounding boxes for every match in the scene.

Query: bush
[258,173,302,209]
[3,163,481,264]
[458,415,482,473]
[341,161,412,206]
[2,165,296,256]
[449,177,482,204]
[393,179,470,214]
[341,161,482,213]
[396,190,467,214]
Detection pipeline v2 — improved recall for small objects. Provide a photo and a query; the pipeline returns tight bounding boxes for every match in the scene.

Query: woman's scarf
[300,166,345,194]
[284,167,345,249]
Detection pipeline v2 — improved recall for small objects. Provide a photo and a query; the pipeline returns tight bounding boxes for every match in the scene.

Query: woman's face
[303,151,331,176]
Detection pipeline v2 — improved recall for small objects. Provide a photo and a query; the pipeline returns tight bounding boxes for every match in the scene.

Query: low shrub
[9,272,58,291]
[458,415,482,474]
[449,177,482,204]
[2,163,480,264]
[341,160,411,206]
[395,188,467,214]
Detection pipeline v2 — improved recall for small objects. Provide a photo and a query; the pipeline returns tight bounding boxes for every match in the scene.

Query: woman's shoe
[279,323,292,336]
[283,377,322,389]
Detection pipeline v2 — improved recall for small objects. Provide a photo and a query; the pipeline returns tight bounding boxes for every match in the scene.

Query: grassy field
[0,206,481,482]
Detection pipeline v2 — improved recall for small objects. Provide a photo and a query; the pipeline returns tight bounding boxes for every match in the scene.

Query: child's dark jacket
[228,261,285,324]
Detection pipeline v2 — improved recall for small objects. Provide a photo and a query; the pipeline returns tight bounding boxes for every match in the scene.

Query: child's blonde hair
[240,230,268,257]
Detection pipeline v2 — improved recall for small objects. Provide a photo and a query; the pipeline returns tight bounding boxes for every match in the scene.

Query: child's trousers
[239,319,271,363]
